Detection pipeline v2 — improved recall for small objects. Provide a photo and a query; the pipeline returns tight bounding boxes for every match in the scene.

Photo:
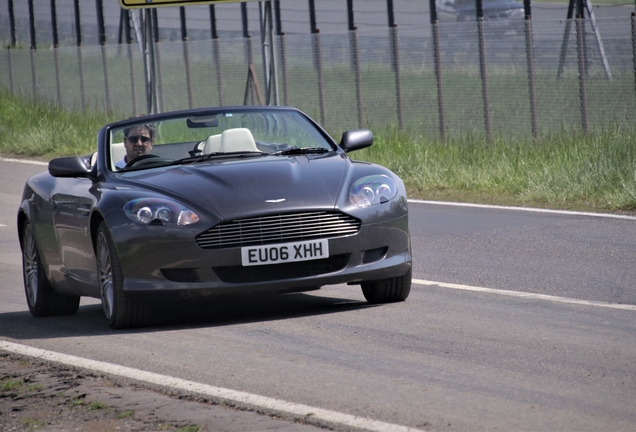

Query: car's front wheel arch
[17,210,28,250]
[21,220,80,317]
[95,221,150,329]
[89,211,106,252]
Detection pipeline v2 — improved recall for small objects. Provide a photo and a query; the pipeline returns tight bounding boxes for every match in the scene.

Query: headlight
[124,198,200,226]
[349,175,398,208]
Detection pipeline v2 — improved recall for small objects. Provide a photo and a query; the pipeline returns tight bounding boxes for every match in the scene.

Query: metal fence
[1,0,635,141]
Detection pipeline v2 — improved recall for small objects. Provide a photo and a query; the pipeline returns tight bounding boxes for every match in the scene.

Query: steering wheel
[126,154,160,168]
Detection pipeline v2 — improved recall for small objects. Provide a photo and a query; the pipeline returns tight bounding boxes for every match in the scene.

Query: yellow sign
[120,0,258,8]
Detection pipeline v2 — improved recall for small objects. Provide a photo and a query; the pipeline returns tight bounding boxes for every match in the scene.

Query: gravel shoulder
[0,352,329,432]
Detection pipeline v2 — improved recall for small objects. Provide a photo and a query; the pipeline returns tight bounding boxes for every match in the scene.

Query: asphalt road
[1,157,635,431]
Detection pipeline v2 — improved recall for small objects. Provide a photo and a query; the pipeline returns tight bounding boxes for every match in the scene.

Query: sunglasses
[126,135,152,144]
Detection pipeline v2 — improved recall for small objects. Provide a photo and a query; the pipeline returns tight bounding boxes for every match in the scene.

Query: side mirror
[49,156,92,178]
[339,129,373,153]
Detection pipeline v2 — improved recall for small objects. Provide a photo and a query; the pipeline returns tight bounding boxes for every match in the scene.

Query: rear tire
[95,222,150,329]
[22,222,80,317]
[361,268,412,304]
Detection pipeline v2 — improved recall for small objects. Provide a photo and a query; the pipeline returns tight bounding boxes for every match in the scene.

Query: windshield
[108,109,334,171]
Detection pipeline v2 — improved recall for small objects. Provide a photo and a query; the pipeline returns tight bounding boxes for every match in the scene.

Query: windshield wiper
[272,147,330,156]
[172,151,267,165]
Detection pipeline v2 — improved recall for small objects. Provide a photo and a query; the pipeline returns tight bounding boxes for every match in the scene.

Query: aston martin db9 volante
[18,106,412,328]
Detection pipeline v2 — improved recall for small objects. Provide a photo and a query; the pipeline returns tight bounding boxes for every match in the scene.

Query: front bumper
[115,214,411,299]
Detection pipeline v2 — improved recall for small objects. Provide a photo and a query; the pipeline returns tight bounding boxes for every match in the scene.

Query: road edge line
[408,199,636,221]
[0,340,423,432]
[414,279,636,311]
[0,157,48,166]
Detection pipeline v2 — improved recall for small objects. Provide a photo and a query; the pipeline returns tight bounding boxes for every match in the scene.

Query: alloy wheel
[22,224,38,307]
[96,231,114,320]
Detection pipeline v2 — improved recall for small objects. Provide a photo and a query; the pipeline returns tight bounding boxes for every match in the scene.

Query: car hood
[129,154,348,221]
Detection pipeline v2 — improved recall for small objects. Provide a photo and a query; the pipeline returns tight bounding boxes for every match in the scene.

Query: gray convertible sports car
[18,106,412,329]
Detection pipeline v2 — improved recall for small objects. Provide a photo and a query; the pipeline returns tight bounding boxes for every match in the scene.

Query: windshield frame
[104,106,339,173]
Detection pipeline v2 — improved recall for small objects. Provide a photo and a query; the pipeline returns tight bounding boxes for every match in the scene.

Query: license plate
[241,239,329,267]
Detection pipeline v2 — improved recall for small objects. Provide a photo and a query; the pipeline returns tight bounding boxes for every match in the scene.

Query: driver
[115,124,156,169]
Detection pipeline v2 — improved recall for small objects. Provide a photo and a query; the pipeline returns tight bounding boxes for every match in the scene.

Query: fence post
[477,19,492,143]
[557,0,575,79]
[268,2,280,105]
[151,10,163,113]
[117,9,125,56]
[28,0,38,100]
[309,0,326,125]
[242,3,254,74]
[7,0,16,95]
[387,0,404,130]
[475,0,492,142]
[477,20,492,142]
[73,0,86,109]
[632,13,636,100]
[96,0,111,112]
[274,0,289,106]
[524,0,538,139]
[51,0,63,106]
[576,15,589,134]
[124,10,138,116]
[210,5,225,106]
[180,7,194,109]
[348,0,364,128]
[430,0,446,141]
[259,2,279,105]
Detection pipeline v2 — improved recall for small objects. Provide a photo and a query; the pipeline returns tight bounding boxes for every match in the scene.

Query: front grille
[196,211,360,249]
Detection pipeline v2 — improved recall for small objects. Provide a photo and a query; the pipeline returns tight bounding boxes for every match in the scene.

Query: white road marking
[409,199,636,221]
[0,340,423,432]
[0,157,48,166]
[414,279,636,311]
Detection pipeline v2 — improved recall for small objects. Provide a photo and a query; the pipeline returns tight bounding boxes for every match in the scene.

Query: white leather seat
[111,142,126,170]
[219,128,258,152]
[202,134,222,153]
[192,134,221,154]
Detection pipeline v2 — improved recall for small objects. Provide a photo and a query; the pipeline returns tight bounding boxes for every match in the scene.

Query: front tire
[95,222,150,329]
[361,269,412,304]
[22,222,80,317]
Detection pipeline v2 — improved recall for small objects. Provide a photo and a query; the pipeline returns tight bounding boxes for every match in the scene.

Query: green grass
[115,410,136,419]
[0,90,115,158]
[67,395,86,407]
[357,126,636,212]
[88,401,108,411]
[1,379,23,391]
[0,91,634,213]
